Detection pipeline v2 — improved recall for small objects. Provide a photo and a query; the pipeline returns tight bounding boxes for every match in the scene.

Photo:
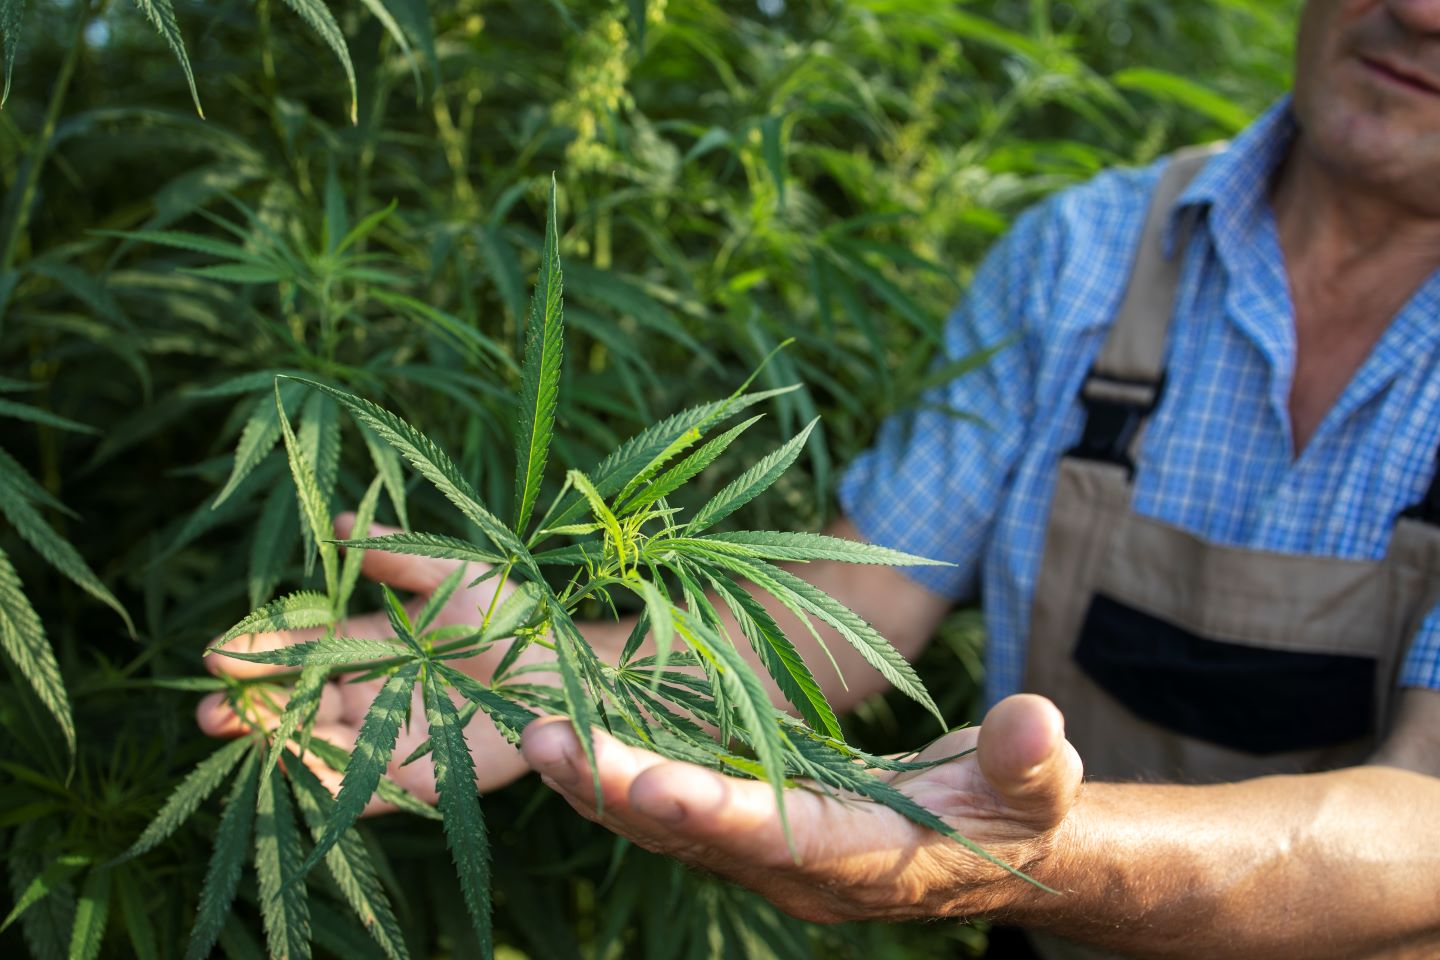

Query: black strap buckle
[1401,449,1440,526]
[1064,370,1166,478]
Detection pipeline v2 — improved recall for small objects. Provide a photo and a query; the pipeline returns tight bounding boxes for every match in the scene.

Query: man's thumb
[976,694,1083,830]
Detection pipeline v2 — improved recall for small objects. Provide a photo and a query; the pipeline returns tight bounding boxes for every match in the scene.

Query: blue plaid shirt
[839,97,1440,708]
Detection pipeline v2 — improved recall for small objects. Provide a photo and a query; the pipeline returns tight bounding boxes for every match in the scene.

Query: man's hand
[196,511,542,812]
[520,694,1083,924]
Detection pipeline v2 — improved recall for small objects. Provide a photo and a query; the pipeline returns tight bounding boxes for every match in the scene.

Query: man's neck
[1272,135,1440,281]
[1270,134,1440,455]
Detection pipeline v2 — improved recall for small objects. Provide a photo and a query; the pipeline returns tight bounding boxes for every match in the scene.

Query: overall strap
[1401,449,1440,526]
[1067,143,1225,476]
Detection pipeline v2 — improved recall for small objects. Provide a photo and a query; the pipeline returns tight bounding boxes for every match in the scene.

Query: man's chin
[1300,109,1440,203]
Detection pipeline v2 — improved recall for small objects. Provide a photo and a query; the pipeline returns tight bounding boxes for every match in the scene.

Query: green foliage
[514,176,566,538]
[187,750,261,960]
[0,0,1296,956]
[422,668,494,957]
[174,185,1043,957]
[112,736,253,865]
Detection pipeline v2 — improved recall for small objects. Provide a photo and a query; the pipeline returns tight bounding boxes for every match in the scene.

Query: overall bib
[1014,148,1440,960]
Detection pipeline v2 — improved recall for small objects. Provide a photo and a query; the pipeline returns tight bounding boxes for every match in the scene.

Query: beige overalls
[1016,147,1440,960]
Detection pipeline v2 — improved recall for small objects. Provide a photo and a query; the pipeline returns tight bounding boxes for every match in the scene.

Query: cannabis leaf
[513,175,564,537]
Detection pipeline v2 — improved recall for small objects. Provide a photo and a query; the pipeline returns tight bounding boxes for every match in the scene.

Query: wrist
[977,789,1087,926]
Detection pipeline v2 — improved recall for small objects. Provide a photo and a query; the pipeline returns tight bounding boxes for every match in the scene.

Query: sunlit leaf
[113,738,252,865]
[290,664,419,884]
[287,757,408,960]
[214,385,291,508]
[262,664,328,781]
[64,866,110,960]
[422,669,492,955]
[513,176,564,536]
[533,385,799,535]
[276,382,337,591]
[335,531,503,567]
[337,475,385,612]
[357,421,409,530]
[674,609,792,843]
[1113,67,1250,132]
[255,764,311,960]
[686,419,817,533]
[712,554,944,729]
[303,735,440,822]
[617,415,762,517]
[1,853,87,934]
[277,0,359,122]
[701,531,949,567]
[437,664,538,745]
[633,578,674,679]
[704,571,841,739]
[184,749,260,960]
[218,591,333,646]
[294,379,531,568]
[0,546,74,755]
[414,563,466,635]
[133,0,203,116]
[216,634,406,668]
[0,0,25,106]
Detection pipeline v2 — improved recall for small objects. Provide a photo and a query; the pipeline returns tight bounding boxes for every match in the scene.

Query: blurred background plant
[0,0,1294,956]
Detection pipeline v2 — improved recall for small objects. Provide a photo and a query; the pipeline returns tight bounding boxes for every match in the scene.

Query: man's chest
[1024,250,1440,565]
[1286,247,1440,454]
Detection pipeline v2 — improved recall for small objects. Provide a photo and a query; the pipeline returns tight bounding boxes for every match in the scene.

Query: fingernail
[540,773,576,796]
[539,759,579,788]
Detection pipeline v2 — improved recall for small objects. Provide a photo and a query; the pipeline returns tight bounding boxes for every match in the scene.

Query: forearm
[1006,764,1440,959]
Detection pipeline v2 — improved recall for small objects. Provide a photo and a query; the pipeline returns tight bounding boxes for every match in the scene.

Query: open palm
[197,512,542,810]
[520,694,1084,923]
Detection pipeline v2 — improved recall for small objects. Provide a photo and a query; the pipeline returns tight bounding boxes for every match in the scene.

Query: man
[201,2,1440,956]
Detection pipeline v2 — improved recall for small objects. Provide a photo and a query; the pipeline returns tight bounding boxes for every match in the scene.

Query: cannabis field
[1,1,1292,957]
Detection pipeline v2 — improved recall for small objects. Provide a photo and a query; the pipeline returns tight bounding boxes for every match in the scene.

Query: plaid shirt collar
[1168,95,1297,257]
[1161,94,1440,418]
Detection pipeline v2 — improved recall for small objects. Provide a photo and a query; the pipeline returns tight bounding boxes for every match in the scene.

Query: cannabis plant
[0,1,1297,956]
[113,180,1033,960]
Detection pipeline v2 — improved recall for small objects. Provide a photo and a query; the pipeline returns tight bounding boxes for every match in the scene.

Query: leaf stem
[477,561,513,634]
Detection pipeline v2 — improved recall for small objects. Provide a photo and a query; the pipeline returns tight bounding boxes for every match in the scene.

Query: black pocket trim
[1073,594,1375,755]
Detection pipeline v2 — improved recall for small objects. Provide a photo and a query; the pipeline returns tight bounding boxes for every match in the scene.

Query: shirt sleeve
[1401,606,1440,691]
[837,201,1059,602]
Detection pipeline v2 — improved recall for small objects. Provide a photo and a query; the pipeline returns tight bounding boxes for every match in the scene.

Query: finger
[302,722,427,817]
[887,727,981,787]
[335,673,386,726]
[195,683,346,738]
[193,688,286,737]
[522,719,811,867]
[461,705,530,794]
[206,626,329,678]
[523,717,668,805]
[299,724,394,817]
[196,692,250,738]
[207,601,416,680]
[976,694,1083,828]
[334,513,468,594]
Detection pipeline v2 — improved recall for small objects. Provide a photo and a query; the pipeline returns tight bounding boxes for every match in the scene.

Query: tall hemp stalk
[116,179,1049,960]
